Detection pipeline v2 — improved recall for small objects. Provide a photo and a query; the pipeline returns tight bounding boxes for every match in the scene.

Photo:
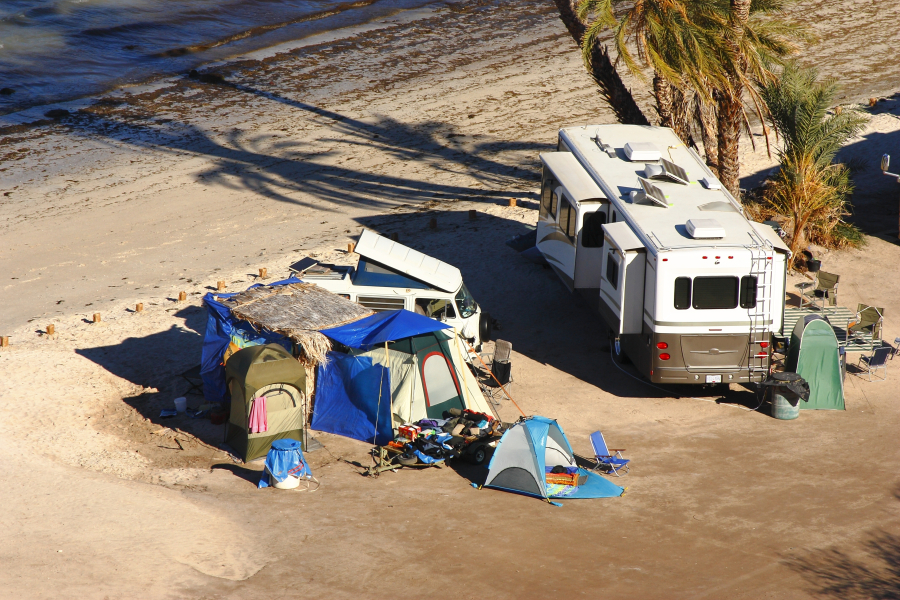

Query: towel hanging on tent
[248,396,268,433]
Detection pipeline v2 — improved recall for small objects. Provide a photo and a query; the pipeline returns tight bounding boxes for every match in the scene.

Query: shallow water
[0,0,434,114]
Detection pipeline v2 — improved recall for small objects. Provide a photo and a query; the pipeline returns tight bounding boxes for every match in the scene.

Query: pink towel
[249,396,268,434]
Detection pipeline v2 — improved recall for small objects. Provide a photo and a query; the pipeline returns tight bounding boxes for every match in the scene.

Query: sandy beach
[2,0,900,597]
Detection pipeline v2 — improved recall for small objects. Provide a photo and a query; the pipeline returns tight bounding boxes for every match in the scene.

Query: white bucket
[270,473,300,489]
[174,397,187,413]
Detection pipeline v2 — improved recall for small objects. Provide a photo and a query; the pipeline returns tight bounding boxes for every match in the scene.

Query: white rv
[537,124,789,385]
[292,229,492,348]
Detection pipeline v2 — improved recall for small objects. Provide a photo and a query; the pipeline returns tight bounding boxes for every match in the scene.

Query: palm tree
[577,0,726,148]
[758,62,868,267]
[552,0,650,126]
[574,0,804,197]
[713,0,805,198]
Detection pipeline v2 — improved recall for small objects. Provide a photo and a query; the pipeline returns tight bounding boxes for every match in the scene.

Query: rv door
[599,223,647,335]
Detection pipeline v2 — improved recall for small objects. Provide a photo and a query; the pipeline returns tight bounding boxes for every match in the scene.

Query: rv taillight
[659,353,671,361]
[759,341,769,348]
[702,256,708,259]
[657,342,668,349]
[715,256,720,259]
[728,256,734,259]
[756,352,767,357]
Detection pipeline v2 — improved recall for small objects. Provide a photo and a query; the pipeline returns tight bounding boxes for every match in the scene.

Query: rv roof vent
[686,218,726,239]
[624,142,661,162]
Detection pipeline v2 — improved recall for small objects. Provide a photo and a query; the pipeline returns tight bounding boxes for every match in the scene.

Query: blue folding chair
[590,431,629,476]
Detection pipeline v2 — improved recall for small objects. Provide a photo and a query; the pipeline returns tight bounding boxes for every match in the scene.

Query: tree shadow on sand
[783,484,900,599]
[64,83,545,213]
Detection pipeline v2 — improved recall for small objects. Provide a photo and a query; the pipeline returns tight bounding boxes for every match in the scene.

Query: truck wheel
[468,444,488,465]
[479,312,493,343]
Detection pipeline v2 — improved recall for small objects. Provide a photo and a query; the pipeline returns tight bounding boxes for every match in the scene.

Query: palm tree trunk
[552,0,650,126]
[695,97,719,175]
[716,0,751,199]
[717,88,743,198]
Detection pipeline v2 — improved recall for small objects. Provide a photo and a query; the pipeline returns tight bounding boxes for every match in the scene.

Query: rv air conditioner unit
[686,218,726,239]
[624,142,661,162]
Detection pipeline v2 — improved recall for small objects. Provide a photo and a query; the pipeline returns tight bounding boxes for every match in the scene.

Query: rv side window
[692,277,738,310]
[605,252,619,290]
[582,211,606,247]
[540,177,555,218]
[740,276,757,308]
[558,197,576,241]
[674,277,691,310]
[550,192,559,219]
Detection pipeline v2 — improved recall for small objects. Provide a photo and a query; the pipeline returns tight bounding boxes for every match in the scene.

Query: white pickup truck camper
[537,124,789,385]
[292,229,493,349]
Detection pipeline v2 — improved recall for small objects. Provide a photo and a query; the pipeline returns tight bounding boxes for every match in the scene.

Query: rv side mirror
[882,154,891,173]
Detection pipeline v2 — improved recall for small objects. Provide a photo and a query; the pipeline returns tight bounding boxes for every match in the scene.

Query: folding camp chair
[847,305,884,346]
[801,271,840,311]
[857,344,891,382]
[590,431,629,476]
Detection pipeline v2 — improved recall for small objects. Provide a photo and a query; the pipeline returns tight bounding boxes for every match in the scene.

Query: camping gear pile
[371,408,507,475]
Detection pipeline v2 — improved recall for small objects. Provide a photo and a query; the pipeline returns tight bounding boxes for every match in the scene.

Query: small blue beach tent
[483,417,623,503]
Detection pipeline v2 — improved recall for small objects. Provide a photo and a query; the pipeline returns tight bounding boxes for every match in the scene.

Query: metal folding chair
[857,344,891,382]
[590,431,629,476]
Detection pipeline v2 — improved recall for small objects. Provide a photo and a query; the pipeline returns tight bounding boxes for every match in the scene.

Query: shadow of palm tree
[71,84,545,211]
[784,484,900,599]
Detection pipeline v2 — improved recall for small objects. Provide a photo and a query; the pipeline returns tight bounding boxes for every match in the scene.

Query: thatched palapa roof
[221,282,373,365]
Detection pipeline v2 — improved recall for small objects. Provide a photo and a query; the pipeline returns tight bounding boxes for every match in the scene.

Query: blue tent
[482,416,623,505]
[310,352,393,445]
[200,277,299,404]
[320,309,449,349]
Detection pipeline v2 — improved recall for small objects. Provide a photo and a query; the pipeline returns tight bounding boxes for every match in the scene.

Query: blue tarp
[258,438,312,488]
[320,309,449,350]
[310,352,393,445]
[200,277,299,404]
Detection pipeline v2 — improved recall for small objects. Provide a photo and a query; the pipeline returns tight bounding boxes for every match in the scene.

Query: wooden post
[93,313,101,323]
[46,324,55,336]
[468,209,477,220]
[217,281,226,291]
[259,267,267,279]
[347,242,355,253]
[869,97,878,107]
[508,198,517,208]
[178,291,187,302]
[1,336,8,348]
[390,233,399,242]
[428,218,437,230]
[136,303,143,312]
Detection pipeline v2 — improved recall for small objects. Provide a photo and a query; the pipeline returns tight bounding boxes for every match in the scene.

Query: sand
[1,0,900,597]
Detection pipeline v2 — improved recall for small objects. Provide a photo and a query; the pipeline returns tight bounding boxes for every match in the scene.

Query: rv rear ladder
[747,232,776,378]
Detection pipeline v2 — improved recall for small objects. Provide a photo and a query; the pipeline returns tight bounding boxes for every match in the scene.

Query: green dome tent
[225,344,307,461]
[785,315,844,410]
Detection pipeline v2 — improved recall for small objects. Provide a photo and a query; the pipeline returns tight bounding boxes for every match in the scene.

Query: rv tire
[479,312,493,343]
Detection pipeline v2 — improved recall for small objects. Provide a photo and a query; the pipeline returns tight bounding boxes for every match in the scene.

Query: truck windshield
[455,283,478,318]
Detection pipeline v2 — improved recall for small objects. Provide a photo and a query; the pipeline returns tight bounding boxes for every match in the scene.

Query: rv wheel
[479,312,493,342]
